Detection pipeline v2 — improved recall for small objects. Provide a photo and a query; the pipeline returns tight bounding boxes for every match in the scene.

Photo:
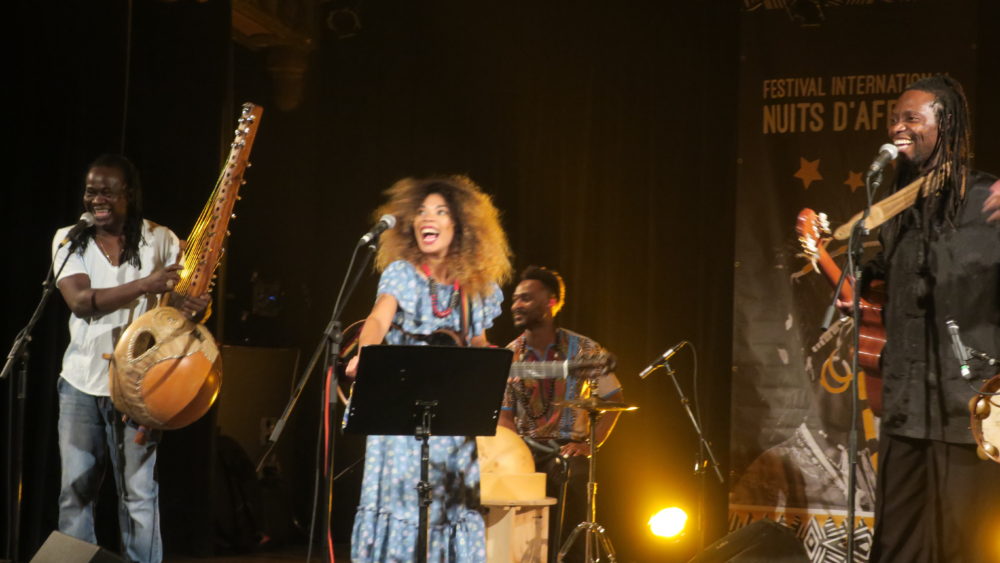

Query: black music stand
[344,344,513,563]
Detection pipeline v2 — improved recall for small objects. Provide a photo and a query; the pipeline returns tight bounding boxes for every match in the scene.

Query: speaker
[30,531,125,563]
[216,345,300,462]
[689,520,809,563]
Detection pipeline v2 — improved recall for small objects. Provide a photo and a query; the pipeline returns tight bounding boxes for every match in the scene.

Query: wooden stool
[483,497,557,563]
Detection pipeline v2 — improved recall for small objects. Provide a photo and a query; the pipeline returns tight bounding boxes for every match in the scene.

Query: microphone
[945,319,972,380]
[639,340,688,379]
[866,143,899,177]
[358,214,397,246]
[58,212,96,247]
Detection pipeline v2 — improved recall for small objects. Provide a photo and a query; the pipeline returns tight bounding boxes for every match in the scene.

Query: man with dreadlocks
[498,266,623,562]
[51,154,208,563]
[862,76,1000,562]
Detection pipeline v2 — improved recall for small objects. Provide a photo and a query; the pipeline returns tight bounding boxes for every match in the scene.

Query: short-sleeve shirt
[377,260,503,343]
[52,219,180,396]
[501,328,622,442]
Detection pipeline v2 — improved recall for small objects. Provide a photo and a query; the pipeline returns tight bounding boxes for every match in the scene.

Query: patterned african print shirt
[501,328,621,442]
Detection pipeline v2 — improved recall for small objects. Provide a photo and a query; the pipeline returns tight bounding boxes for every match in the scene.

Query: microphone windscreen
[878,143,899,160]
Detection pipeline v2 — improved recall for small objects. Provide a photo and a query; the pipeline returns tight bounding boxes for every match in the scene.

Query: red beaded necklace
[421,263,460,318]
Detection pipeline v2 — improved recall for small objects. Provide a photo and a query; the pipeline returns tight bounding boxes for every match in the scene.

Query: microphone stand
[657,360,724,484]
[1,245,74,562]
[645,353,723,553]
[254,237,377,563]
[844,168,882,561]
[323,241,378,563]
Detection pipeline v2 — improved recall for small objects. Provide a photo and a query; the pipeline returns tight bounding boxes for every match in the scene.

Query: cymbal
[553,397,638,413]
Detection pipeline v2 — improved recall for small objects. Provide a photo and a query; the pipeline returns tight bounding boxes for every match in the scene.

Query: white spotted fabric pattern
[350,260,502,562]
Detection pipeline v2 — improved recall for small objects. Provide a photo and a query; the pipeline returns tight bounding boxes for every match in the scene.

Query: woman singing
[346,175,512,562]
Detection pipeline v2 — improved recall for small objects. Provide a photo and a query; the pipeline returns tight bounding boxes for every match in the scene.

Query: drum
[110,306,222,429]
[477,426,535,475]
[969,374,1000,463]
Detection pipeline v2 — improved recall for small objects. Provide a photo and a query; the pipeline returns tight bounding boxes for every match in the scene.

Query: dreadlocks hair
[902,75,973,232]
[520,265,566,316]
[77,154,145,269]
[373,175,513,298]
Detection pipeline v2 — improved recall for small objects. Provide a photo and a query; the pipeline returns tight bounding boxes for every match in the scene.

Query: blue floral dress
[350,260,503,562]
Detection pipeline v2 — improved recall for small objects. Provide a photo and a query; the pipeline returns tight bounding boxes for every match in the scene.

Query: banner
[730,1,977,560]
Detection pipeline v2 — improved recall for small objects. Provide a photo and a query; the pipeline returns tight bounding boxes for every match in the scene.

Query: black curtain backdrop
[12,1,997,562]
[220,4,739,561]
[224,3,738,560]
[7,2,736,560]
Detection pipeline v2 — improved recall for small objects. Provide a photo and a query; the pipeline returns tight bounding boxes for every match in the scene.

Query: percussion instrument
[553,397,638,413]
[552,397,637,562]
[970,374,1000,463]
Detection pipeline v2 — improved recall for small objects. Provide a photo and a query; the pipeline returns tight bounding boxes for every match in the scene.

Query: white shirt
[51,219,180,396]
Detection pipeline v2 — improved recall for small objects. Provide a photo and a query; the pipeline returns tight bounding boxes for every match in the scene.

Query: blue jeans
[57,377,162,563]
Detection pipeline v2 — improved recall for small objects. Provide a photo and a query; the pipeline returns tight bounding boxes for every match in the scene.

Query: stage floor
[165,543,350,562]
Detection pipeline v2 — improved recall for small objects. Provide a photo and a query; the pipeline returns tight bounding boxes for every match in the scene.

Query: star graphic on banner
[794,157,823,190]
[844,170,864,193]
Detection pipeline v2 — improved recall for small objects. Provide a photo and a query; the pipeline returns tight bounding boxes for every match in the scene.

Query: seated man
[498,266,623,561]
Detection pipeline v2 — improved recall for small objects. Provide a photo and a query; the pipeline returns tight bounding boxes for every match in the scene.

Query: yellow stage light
[648,507,688,539]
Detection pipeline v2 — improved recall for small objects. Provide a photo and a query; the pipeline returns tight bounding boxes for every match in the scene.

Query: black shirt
[866,170,1000,443]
